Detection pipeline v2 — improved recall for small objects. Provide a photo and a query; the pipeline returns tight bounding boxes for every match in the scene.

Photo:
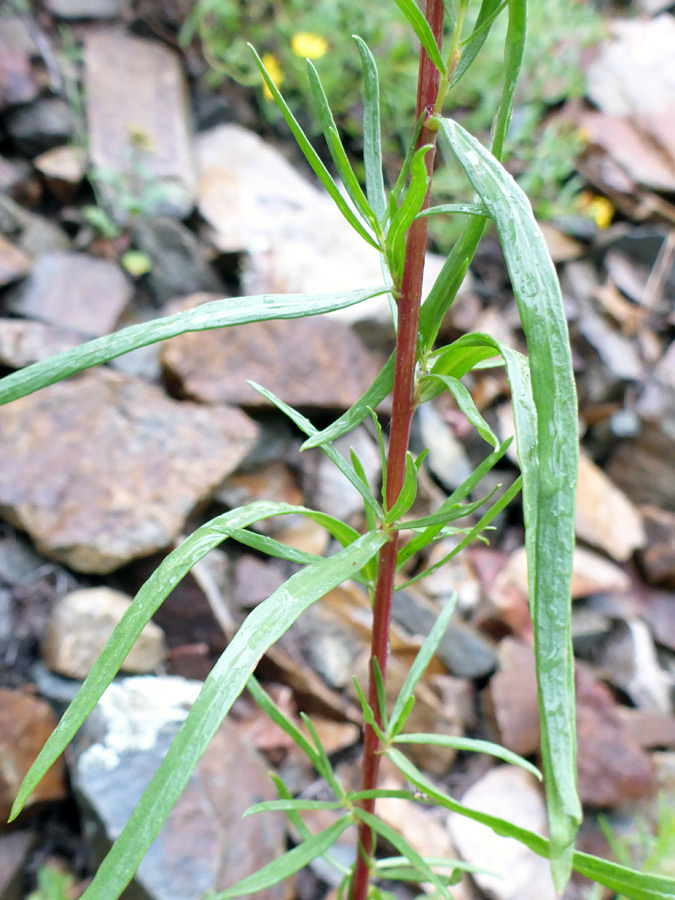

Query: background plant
[2,2,674,900]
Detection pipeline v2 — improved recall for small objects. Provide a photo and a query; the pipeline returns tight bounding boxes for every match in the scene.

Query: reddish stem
[351,3,445,899]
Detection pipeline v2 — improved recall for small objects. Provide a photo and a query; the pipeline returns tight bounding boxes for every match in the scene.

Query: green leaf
[393,488,498,532]
[388,594,458,737]
[385,145,432,283]
[250,382,383,519]
[352,677,386,742]
[391,0,446,74]
[439,115,581,889]
[77,533,385,900]
[372,656,388,728]
[349,790,418,803]
[249,45,380,250]
[353,36,386,223]
[416,202,490,219]
[247,676,319,765]
[423,374,499,448]
[492,0,527,160]
[213,816,353,899]
[384,451,418,524]
[301,353,396,451]
[306,60,379,233]
[300,712,347,800]
[353,808,451,900]
[243,799,344,817]
[0,286,387,407]
[396,437,512,567]
[392,734,541,779]
[452,0,506,87]
[385,749,675,900]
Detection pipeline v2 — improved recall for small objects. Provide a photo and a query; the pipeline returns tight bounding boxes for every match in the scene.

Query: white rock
[448,766,556,900]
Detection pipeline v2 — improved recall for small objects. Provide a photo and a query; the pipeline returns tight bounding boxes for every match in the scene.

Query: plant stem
[351,3,445,898]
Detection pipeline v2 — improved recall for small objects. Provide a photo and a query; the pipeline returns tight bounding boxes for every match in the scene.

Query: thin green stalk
[351,3,445,899]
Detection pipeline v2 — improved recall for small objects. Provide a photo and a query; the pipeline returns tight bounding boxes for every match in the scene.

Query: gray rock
[7,97,75,156]
[0,831,37,900]
[85,30,195,218]
[72,676,285,900]
[305,426,381,523]
[0,18,38,110]
[392,589,497,678]
[132,217,221,304]
[0,234,30,287]
[0,318,81,368]
[42,587,167,679]
[7,252,132,337]
[45,0,128,18]
[0,368,259,573]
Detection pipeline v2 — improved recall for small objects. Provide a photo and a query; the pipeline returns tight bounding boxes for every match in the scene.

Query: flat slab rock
[0,369,258,573]
[160,293,382,409]
[7,252,132,337]
[72,677,285,900]
[84,29,195,217]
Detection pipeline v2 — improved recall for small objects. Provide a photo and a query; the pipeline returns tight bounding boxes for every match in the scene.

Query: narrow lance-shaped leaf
[353,36,386,222]
[392,734,541,779]
[452,0,506,87]
[0,286,387,407]
[10,500,368,822]
[78,532,387,900]
[249,45,380,250]
[424,373,499,448]
[438,115,580,889]
[385,145,432,283]
[391,0,447,74]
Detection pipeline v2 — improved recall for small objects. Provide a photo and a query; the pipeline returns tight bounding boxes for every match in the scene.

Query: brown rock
[640,589,675,652]
[0,369,259,573]
[34,145,87,203]
[489,639,656,806]
[639,506,675,586]
[575,452,646,561]
[7,252,132,337]
[617,707,675,750]
[42,587,167,679]
[608,423,675,511]
[84,30,195,217]
[0,234,30,287]
[0,688,66,820]
[0,318,81,368]
[160,296,381,410]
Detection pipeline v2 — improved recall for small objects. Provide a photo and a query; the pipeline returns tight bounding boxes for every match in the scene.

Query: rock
[45,0,127,17]
[0,688,66,820]
[495,412,646,557]
[218,461,304,537]
[0,18,38,110]
[0,234,30,287]
[586,16,675,171]
[132,217,221,304]
[0,196,70,257]
[160,294,382,410]
[489,639,656,806]
[637,339,675,433]
[414,401,473,492]
[197,124,382,294]
[0,154,31,201]
[608,423,675,511]
[419,545,482,614]
[0,319,81,368]
[233,554,287,610]
[0,368,259,573]
[7,98,75,157]
[571,605,613,656]
[577,307,645,383]
[539,222,583,263]
[448,766,556,900]
[42,587,167,679]
[392,589,498,679]
[7,252,132,337]
[84,30,195,218]
[72,676,285,900]
[0,831,37,900]
[641,589,675,652]
[602,229,675,309]
[33,144,87,202]
[617,708,675,750]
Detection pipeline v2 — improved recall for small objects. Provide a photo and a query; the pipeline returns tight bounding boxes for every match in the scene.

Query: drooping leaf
[77,532,386,900]
[0,286,387,406]
[422,374,499,448]
[439,115,580,888]
[416,202,489,219]
[392,734,541,779]
[243,799,344,817]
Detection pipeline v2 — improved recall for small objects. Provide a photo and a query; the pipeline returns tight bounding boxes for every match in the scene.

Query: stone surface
[489,639,656,807]
[132,217,221,304]
[0,234,30,287]
[448,766,556,900]
[84,30,195,217]
[34,144,87,202]
[0,18,38,111]
[305,426,381,523]
[7,252,132,337]
[73,677,285,900]
[0,319,81,368]
[43,587,167,679]
[639,506,675,587]
[641,589,675,652]
[160,294,381,410]
[0,688,66,820]
[576,453,646,561]
[45,0,127,17]
[0,831,37,900]
[196,124,383,294]
[608,423,675,511]
[0,369,259,573]
[7,98,75,157]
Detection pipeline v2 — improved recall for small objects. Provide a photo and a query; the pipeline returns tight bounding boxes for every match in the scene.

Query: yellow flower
[291,32,328,59]
[579,191,614,230]
[261,52,284,101]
